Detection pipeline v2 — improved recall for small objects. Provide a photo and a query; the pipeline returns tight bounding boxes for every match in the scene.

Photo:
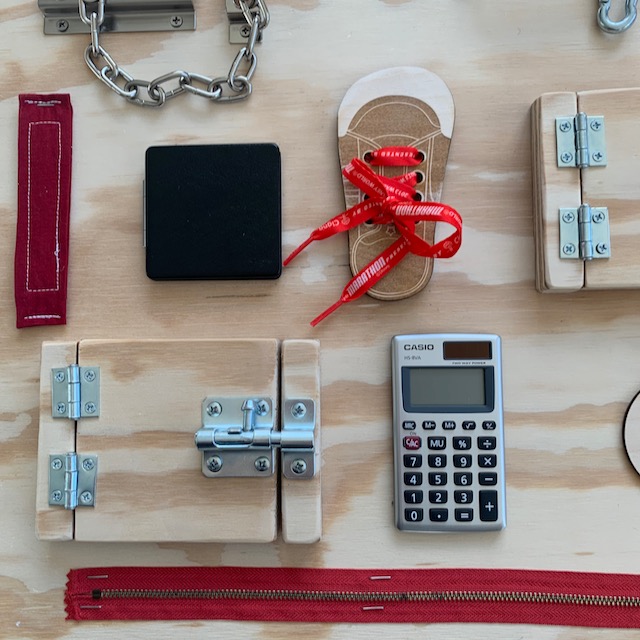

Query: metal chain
[79,0,269,106]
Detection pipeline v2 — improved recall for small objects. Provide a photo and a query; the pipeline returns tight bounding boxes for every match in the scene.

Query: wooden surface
[5,0,640,638]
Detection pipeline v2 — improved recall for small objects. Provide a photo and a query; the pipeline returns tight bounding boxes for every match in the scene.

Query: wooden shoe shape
[338,67,455,300]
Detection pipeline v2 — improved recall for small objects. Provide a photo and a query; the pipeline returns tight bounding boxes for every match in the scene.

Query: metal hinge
[194,397,316,479]
[559,204,611,260]
[51,365,101,420]
[49,453,98,509]
[556,113,607,168]
[38,0,195,35]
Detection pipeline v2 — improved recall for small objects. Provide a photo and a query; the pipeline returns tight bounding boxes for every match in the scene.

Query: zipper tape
[66,566,640,627]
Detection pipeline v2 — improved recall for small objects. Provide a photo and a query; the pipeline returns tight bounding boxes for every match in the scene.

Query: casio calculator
[392,334,506,532]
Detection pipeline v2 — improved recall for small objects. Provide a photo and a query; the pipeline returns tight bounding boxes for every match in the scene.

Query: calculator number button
[403,436,421,450]
[404,472,423,486]
[403,454,422,468]
[427,437,446,450]
[404,490,423,504]
[453,454,472,468]
[428,472,447,486]
[454,490,473,504]
[454,472,472,486]
[427,455,447,468]
[429,509,449,522]
[429,490,448,504]
[405,508,424,522]
[479,491,499,522]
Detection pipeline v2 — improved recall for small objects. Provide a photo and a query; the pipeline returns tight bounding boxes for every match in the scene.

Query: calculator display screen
[403,366,494,412]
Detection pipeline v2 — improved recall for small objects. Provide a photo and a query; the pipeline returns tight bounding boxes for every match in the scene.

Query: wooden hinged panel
[37,339,280,543]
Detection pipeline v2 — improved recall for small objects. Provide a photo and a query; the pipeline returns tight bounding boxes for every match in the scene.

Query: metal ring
[148,70,191,101]
[123,79,167,107]
[100,67,137,99]
[181,73,223,100]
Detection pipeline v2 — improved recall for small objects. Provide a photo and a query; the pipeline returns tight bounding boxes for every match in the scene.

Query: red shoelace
[283,146,463,325]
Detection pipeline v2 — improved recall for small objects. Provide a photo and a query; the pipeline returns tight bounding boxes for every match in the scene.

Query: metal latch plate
[559,206,611,260]
[556,114,607,168]
[38,0,195,34]
[282,399,315,480]
[49,454,98,509]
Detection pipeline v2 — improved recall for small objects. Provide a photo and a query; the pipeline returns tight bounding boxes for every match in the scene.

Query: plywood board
[280,339,322,544]
[74,339,279,543]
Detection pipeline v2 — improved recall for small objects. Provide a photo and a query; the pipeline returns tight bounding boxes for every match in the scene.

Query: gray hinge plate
[194,396,316,479]
[49,453,98,510]
[38,0,195,35]
[559,205,611,260]
[556,113,607,168]
[51,365,100,420]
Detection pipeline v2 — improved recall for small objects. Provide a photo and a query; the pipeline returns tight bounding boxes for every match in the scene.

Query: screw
[206,402,222,417]
[56,403,66,415]
[82,458,95,472]
[596,243,609,255]
[240,25,251,38]
[170,15,183,27]
[562,211,576,224]
[291,459,307,475]
[85,402,96,414]
[80,491,93,504]
[255,400,270,416]
[54,371,66,383]
[51,458,63,470]
[558,120,572,132]
[56,19,69,32]
[255,456,271,472]
[560,152,574,165]
[592,151,604,162]
[206,456,223,473]
[590,120,602,131]
[291,402,307,419]
[51,491,63,502]
[83,370,96,383]
[562,243,576,256]
[592,211,606,223]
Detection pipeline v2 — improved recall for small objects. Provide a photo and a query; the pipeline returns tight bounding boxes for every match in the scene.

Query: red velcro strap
[15,94,73,328]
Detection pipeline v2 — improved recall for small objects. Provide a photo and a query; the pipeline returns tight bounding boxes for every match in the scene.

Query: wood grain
[4,0,640,637]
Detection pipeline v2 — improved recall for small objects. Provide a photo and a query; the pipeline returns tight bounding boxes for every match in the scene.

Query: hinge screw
[590,120,602,131]
[255,456,271,472]
[592,211,606,223]
[560,152,574,165]
[83,370,96,383]
[562,243,576,256]
[51,458,63,470]
[85,402,97,414]
[592,151,604,162]
[56,403,66,415]
[291,459,307,475]
[170,15,183,27]
[558,120,572,132]
[51,491,63,502]
[82,458,95,472]
[80,491,93,504]
[562,211,576,224]
[54,371,66,383]
[56,19,69,32]
[206,456,223,473]
[206,401,222,417]
[255,400,270,416]
[596,243,609,255]
[291,402,307,419]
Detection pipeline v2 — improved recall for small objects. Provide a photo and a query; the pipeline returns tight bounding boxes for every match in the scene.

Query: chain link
[79,0,269,106]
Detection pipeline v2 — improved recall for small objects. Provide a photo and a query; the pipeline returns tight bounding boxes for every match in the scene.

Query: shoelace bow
[284,146,463,326]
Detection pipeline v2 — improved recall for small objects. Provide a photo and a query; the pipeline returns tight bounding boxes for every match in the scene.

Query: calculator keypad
[399,418,505,531]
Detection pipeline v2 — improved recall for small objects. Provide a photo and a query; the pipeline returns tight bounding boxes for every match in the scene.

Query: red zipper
[66,566,640,627]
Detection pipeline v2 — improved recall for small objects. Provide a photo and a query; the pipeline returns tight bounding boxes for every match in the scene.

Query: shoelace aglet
[283,235,314,266]
[310,299,344,326]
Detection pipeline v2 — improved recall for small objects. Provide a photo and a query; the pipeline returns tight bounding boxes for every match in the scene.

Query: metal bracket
[51,365,100,420]
[556,113,607,168]
[38,0,195,35]
[226,0,257,43]
[49,453,98,509]
[559,205,611,260]
[194,396,316,479]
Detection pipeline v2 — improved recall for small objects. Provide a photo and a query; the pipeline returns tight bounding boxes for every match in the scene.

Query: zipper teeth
[95,589,640,607]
